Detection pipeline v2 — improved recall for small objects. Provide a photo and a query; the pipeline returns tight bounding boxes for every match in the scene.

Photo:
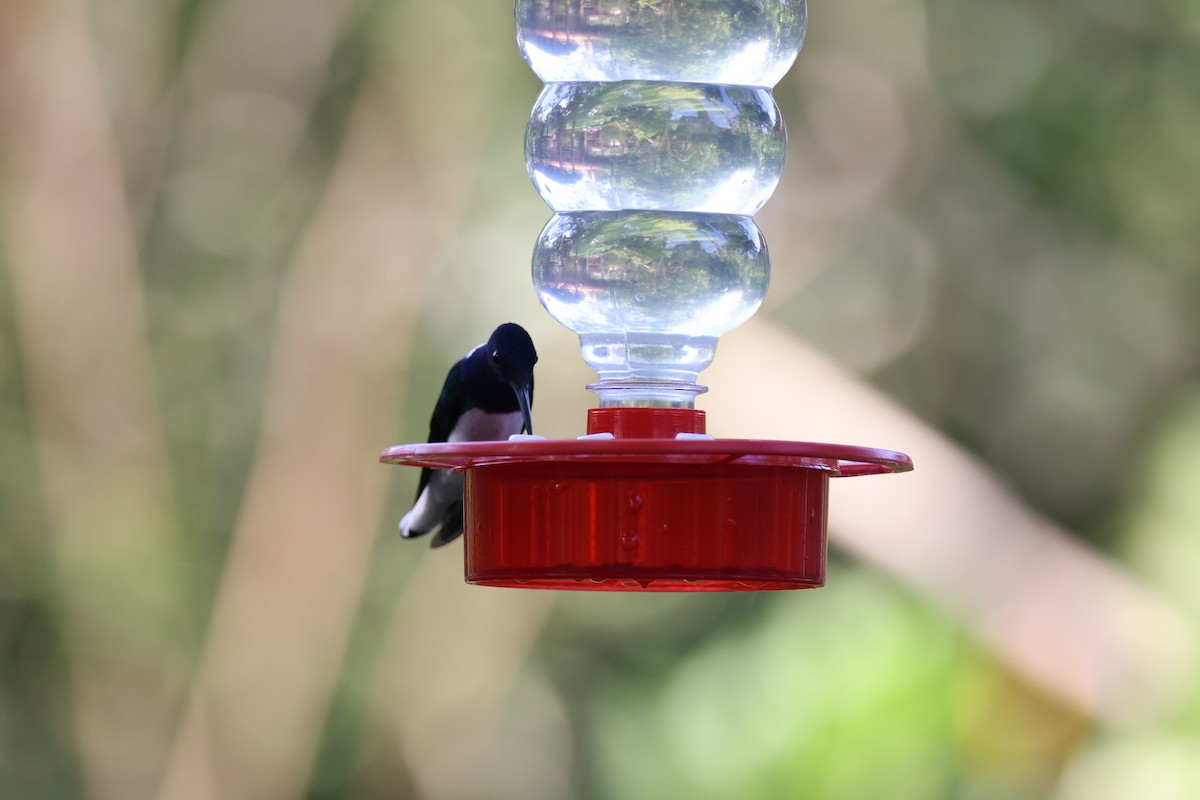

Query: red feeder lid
[381,408,911,591]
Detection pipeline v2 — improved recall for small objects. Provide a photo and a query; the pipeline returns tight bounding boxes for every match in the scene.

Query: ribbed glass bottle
[518,0,806,407]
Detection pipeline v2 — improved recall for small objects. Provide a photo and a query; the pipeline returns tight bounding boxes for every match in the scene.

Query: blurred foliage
[1,0,1199,798]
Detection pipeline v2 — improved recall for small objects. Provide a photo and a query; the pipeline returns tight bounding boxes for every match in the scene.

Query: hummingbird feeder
[382,0,911,591]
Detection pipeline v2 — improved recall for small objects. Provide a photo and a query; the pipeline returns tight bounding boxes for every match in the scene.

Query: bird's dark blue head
[484,323,537,434]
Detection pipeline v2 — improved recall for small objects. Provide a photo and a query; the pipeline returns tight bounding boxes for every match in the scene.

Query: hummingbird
[399,323,538,547]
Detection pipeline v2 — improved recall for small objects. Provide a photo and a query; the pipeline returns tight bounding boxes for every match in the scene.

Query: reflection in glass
[534,210,769,400]
[527,82,785,214]
[516,0,806,87]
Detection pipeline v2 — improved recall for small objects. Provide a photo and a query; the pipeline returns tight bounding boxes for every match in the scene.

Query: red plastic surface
[382,408,912,591]
[587,407,705,438]
[463,460,828,590]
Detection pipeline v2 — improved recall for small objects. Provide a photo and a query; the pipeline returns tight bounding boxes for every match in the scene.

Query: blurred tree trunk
[707,319,1199,728]
[0,1,188,798]
[154,24,511,800]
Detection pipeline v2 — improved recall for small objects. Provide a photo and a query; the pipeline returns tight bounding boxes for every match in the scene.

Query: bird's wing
[428,358,467,444]
[415,358,467,501]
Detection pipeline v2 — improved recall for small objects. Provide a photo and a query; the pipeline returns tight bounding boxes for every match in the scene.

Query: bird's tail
[399,502,464,548]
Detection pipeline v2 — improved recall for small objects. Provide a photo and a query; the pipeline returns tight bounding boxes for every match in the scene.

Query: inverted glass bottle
[520,0,805,408]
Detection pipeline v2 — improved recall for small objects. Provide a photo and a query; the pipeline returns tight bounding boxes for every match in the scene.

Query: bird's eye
[490,350,500,363]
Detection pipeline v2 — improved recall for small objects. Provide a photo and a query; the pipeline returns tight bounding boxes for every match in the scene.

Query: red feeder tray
[381,408,911,591]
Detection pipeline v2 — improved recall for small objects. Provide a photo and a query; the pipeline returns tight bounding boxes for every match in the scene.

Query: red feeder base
[381,408,911,591]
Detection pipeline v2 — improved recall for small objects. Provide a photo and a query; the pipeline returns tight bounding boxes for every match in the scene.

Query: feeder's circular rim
[380,438,912,477]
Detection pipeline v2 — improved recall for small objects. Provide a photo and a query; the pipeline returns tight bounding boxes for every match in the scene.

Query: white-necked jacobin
[399,322,538,547]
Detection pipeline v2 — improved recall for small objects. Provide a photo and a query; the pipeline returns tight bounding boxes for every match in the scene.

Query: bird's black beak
[513,380,534,435]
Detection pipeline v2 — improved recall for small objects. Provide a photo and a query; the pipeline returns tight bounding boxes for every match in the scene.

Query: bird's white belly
[447,408,524,442]
[399,467,463,537]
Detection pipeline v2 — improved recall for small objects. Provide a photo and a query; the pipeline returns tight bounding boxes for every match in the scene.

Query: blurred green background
[2,0,1199,798]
